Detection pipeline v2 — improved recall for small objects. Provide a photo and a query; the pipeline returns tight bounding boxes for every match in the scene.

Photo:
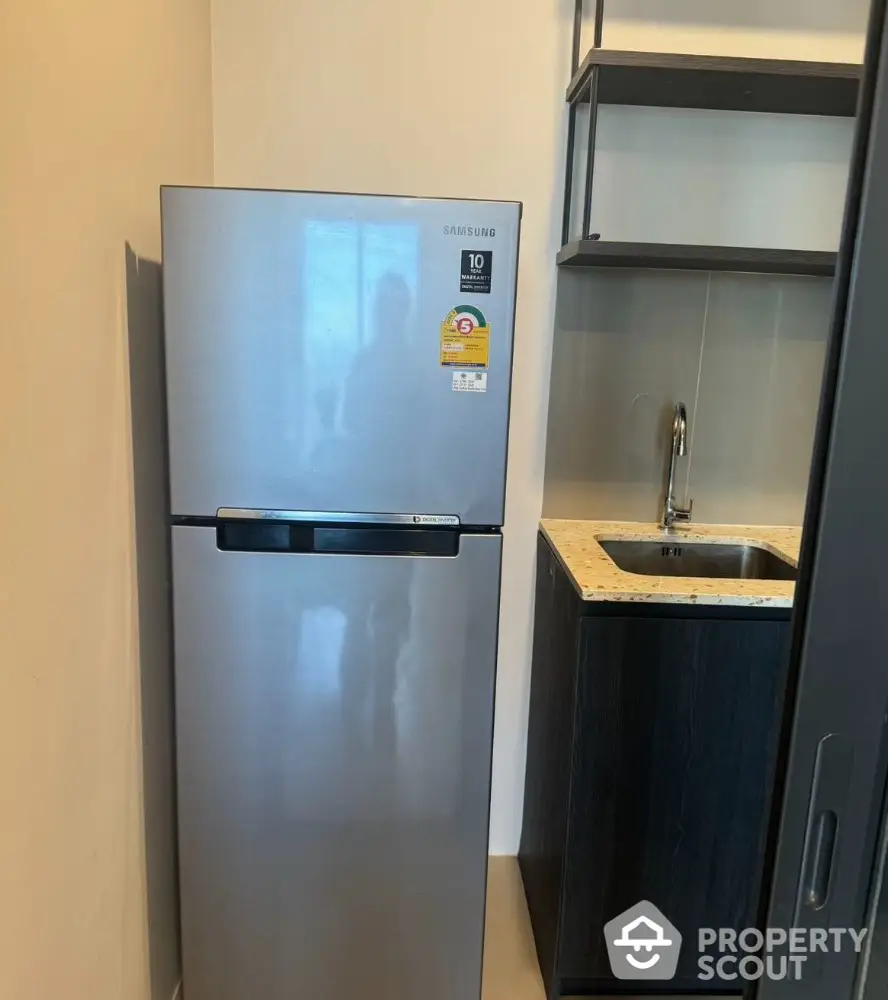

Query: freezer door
[171,525,501,1000]
[161,187,520,523]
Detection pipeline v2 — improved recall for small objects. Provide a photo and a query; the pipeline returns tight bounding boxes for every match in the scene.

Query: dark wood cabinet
[519,533,791,996]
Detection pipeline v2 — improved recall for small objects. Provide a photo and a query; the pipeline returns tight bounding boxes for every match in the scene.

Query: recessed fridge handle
[216,507,460,526]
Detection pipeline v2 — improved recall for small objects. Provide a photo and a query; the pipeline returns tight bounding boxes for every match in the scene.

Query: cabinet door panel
[519,536,580,996]
[560,616,788,991]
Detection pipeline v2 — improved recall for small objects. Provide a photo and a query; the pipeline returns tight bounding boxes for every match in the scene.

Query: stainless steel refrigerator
[160,187,521,1000]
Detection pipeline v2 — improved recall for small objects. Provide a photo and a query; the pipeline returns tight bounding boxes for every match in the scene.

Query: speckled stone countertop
[540,519,802,608]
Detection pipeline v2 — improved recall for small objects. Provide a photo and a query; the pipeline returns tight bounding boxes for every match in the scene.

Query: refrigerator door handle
[217,507,461,526]
[215,519,479,557]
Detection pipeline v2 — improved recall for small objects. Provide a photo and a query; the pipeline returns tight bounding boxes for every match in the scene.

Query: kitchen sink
[599,539,797,581]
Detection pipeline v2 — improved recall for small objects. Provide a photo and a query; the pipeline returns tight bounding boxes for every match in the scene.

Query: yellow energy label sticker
[440,305,490,369]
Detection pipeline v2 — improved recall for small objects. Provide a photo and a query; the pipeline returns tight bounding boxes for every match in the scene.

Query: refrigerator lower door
[171,525,501,1000]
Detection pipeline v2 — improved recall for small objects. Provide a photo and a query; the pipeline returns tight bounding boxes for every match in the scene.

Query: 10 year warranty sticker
[440,305,490,369]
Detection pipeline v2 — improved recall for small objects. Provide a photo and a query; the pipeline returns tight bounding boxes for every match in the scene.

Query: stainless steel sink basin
[599,539,797,581]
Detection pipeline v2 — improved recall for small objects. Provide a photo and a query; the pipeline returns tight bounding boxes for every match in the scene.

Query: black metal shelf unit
[561,1,862,273]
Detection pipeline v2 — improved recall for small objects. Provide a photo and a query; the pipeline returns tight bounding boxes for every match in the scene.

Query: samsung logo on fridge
[444,225,496,238]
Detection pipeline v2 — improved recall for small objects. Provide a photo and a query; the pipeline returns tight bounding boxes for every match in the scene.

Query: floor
[483,857,719,1000]
[482,857,546,1000]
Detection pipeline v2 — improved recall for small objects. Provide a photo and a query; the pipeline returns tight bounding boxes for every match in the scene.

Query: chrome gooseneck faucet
[662,402,693,529]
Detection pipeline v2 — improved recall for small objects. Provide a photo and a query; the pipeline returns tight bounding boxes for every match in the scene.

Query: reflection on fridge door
[161,186,521,1000]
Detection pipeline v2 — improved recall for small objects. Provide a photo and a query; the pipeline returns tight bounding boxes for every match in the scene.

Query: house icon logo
[603,901,682,980]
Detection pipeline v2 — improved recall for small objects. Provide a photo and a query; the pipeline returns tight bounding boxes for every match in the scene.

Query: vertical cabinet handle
[793,733,853,924]
[803,810,838,909]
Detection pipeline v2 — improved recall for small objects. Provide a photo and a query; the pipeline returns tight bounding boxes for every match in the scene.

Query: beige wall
[0,2,213,998]
[210,0,569,855]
